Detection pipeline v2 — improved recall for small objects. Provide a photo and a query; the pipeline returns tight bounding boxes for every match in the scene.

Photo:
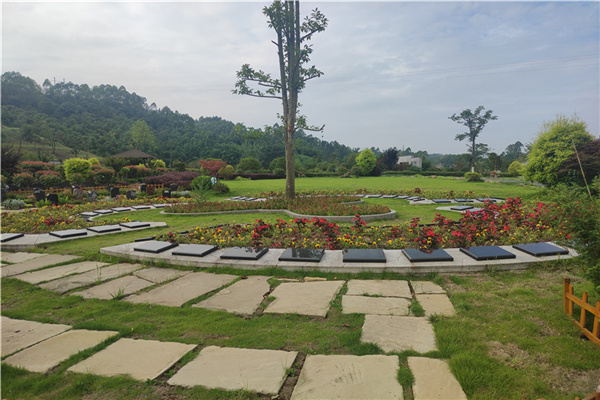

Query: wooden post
[580,292,588,327]
[563,278,570,314]
[593,301,600,338]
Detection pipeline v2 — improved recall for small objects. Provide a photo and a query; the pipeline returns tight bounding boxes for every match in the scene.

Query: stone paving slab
[346,279,411,298]
[193,276,271,315]
[1,254,80,277]
[291,354,403,400]
[408,357,467,400]
[416,294,456,316]
[3,329,118,373]
[167,346,297,395]
[39,263,144,294]
[361,315,437,353]
[67,338,196,381]
[411,281,445,294]
[264,280,344,317]
[12,261,109,284]
[72,275,156,300]
[0,252,46,264]
[342,296,411,316]
[125,272,237,307]
[134,266,191,283]
[1,316,71,357]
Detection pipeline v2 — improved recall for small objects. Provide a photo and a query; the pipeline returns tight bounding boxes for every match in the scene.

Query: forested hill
[0,72,356,166]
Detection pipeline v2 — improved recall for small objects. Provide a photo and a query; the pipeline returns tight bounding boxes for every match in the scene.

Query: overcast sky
[2,1,599,155]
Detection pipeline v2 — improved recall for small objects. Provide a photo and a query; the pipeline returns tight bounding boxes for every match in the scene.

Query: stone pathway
[2,252,467,398]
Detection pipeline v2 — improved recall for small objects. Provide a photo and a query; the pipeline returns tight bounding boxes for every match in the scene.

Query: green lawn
[3,177,599,400]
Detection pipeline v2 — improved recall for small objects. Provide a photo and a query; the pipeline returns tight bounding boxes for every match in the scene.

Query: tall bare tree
[449,106,498,173]
[233,0,327,200]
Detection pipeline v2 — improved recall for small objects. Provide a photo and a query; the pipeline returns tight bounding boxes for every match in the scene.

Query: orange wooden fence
[563,278,600,346]
[8,183,164,196]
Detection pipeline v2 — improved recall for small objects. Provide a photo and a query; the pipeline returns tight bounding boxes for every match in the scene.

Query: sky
[2,1,599,155]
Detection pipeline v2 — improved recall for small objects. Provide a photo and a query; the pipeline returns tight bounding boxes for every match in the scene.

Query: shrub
[37,170,63,188]
[350,165,362,177]
[2,199,26,209]
[212,182,230,194]
[273,168,285,176]
[172,160,187,172]
[145,171,201,189]
[219,165,235,180]
[464,172,482,182]
[18,161,52,174]
[237,157,262,173]
[68,173,85,185]
[88,157,100,165]
[64,158,92,182]
[191,176,212,191]
[356,149,376,176]
[197,159,227,177]
[12,172,35,188]
[270,157,286,172]
[507,161,523,176]
[148,159,166,169]
[90,168,115,185]
[337,166,348,176]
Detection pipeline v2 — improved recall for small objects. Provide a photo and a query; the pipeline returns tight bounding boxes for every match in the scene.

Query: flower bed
[0,197,187,234]
[164,197,570,250]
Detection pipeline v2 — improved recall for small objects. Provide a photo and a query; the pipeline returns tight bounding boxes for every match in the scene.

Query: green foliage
[273,168,285,176]
[350,165,362,177]
[269,157,286,172]
[337,166,348,176]
[88,157,100,165]
[64,158,92,182]
[172,160,186,172]
[148,159,166,169]
[237,157,262,173]
[103,157,127,174]
[128,120,156,153]
[212,182,230,194]
[449,106,498,171]
[464,172,482,182]
[89,168,115,185]
[507,161,523,176]
[2,199,26,209]
[356,149,376,176]
[12,172,35,188]
[1,144,22,176]
[191,175,212,191]
[37,171,63,188]
[524,115,593,185]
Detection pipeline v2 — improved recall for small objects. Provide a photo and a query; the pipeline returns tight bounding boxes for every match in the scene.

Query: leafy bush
[148,159,166,169]
[64,158,92,182]
[37,170,63,188]
[145,171,201,189]
[232,173,282,180]
[273,168,285,176]
[337,166,348,176]
[90,168,115,185]
[464,172,482,182]
[191,176,212,191]
[172,160,187,172]
[88,157,100,165]
[212,182,230,194]
[69,173,85,185]
[507,161,523,176]
[219,165,235,180]
[12,172,35,188]
[237,157,263,173]
[18,161,53,174]
[350,165,362,177]
[2,199,26,209]
[356,149,376,176]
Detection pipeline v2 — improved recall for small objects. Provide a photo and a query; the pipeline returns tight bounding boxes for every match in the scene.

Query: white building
[397,156,422,169]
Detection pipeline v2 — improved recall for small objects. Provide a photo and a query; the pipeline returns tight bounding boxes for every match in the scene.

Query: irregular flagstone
[342,296,411,316]
[167,346,297,395]
[411,281,445,294]
[125,272,237,307]
[12,261,109,284]
[72,275,155,300]
[39,263,143,294]
[4,329,118,373]
[416,294,456,317]
[134,267,191,283]
[1,252,46,264]
[67,338,196,381]
[408,357,467,400]
[193,276,271,315]
[346,279,411,298]
[264,280,344,317]
[1,316,71,357]
[361,315,437,353]
[1,254,80,277]
[291,354,403,400]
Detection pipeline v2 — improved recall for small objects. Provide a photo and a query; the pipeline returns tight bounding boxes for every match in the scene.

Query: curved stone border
[161,209,397,223]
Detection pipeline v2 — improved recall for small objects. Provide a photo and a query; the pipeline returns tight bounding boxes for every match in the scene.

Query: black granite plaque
[396,195,410,199]
[94,209,113,215]
[152,204,166,208]
[134,241,178,254]
[454,198,474,203]
[172,244,219,257]
[279,248,325,262]
[220,247,269,260]
[381,195,397,199]
[87,225,122,234]
[1,233,24,242]
[433,199,452,204]
[46,193,59,205]
[466,207,483,213]
[512,243,569,257]
[80,212,99,218]
[365,194,382,198]
[460,246,516,261]
[450,205,474,211]
[110,187,120,198]
[120,221,151,229]
[132,205,151,210]
[411,198,426,202]
[476,198,496,203]
[342,248,386,263]
[111,207,132,212]
[49,229,88,239]
[134,236,156,242]
[402,248,454,262]
[126,190,136,200]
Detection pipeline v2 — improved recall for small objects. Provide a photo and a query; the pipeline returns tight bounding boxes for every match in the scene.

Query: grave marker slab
[512,242,569,257]
[450,205,474,211]
[346,280,411,298]
[67,338,195,381]
[460,246,516,261]
[94,209,113,215]
[126,190,136,200]
[401,248,454,263]
[87,225,121,234]
[120,221,151,229]
[1,316,71,357]
[265,281,344,317]
[4,329,118,373]
[416,294,456,316]
[13,261,108,284]
[362,315,437,353]
[381,195,397,199]
[220,247,269,260]
[132,205,151,210]
[111,207,132,212]
[408,357,467,400]
[411,281,445,294]
[80,212,99,218]
[172,244,218,257]
[454,198,473,203]
[278,248,324,262]
[152,204,166,208]
[1,254,80,278]
[49,229,88,239]
[134,241,178,254]
[1,252,45,264]
[193,275,271,315]
[46,193,59,205]
[134,267,190,283]
[109,187,120,198]
[343,249,386,263]
[73,275,154,300]
[167,346,296,395]
[342,296,411,315]
[1,233,24,242]
[39,263,143,294]
[433,199,452,204]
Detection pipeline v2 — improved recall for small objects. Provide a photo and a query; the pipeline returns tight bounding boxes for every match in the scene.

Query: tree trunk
[471,137,476,172]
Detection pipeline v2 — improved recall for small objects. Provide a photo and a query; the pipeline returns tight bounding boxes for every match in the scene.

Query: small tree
[356,149,376,176]
[449,106,498,172]
[129,120,156,153]
[507,160,523,176]
[380,147,399,171]
[1,144,22,176]
[63,158,92,182]
[237,157,263,173]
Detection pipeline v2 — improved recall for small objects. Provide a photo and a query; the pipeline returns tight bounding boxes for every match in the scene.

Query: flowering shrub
[145,171,201,189]
[37,170,63,188]
[12,172,36,188]
[89,168,115,185]
[18,161,53,174]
